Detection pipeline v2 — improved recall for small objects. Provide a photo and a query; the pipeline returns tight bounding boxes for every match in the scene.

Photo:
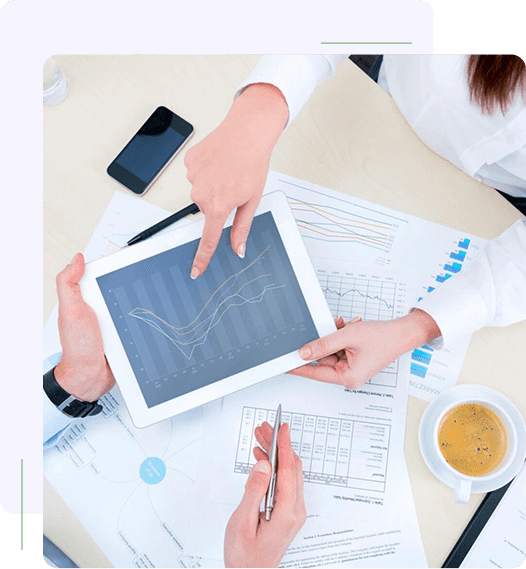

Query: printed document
[460,461,526,568]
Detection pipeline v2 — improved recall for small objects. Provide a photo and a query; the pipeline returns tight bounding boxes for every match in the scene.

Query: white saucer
[419,385,526,493]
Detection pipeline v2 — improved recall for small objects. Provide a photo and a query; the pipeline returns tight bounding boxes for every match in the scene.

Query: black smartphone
[107,106,194,195]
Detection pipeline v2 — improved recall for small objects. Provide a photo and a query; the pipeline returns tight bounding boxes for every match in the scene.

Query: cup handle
[454,478,472,504]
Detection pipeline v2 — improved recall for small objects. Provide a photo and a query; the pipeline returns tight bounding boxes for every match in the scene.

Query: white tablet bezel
[81,191,336,427]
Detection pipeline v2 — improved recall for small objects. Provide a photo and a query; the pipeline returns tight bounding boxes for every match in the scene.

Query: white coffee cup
[419,385,526,504]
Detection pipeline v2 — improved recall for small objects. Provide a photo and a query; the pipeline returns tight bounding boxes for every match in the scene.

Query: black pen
[126,203,200,246]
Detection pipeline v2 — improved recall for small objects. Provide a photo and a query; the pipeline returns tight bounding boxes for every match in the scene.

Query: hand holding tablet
[81,192,335,427]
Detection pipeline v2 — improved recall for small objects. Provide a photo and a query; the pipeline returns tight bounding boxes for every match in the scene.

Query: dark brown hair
[467,55,526,115]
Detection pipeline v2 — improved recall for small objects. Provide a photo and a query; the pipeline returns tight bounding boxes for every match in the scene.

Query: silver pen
[265,404,282,521]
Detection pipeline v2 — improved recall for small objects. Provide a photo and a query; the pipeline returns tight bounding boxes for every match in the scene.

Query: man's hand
[54,253,115,401]
[185,83,288,279]
[290,311,441,390]
[224,422,306,568]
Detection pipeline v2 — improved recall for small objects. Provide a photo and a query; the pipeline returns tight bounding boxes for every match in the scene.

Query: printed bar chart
[411,363,428,378]
[450,250,466,262]
[444,262,462,273]
[412,349,432,365]
[411,236,472,381]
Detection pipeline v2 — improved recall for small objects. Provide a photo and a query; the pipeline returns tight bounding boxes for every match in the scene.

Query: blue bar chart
[411,237,472,380]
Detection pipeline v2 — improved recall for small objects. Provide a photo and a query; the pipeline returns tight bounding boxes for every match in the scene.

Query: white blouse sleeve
[236,55,349,125]
[416,218,526,348]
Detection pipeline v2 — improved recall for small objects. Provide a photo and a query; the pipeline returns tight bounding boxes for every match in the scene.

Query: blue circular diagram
[139,457,166,485]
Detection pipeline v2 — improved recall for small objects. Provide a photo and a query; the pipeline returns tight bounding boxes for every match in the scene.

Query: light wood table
[44,55,526,568]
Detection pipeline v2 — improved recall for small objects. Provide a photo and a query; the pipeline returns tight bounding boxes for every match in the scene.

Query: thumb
[236,460,271,536]
[56,253,86,308]
[298,327,350,361]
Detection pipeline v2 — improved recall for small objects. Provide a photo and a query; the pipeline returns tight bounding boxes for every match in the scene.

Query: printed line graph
[320,273,397,321]
[272,178,411,265]
[314,263,408,388]
[129,246,286,360]
[289,197,396,251]
[322,282,394,311]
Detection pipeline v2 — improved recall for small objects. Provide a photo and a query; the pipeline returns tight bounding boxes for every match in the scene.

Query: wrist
[228,83,289,148]
[44,366,104,418]
[54,358,111,402]
[394,309,442,353]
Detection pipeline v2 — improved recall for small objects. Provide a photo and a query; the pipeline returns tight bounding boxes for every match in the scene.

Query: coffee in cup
[419,385,526,504]
[437,402,508,477]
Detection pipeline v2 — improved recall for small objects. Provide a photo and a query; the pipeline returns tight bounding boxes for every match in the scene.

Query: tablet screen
[96,211,318,408]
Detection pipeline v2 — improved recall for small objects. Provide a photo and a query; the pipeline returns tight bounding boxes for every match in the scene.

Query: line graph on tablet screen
[97,212,319,408]
[128,246,286,360]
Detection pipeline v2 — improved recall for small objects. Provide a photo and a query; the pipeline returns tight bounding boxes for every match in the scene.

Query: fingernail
[190,267,200,280]
[253,460,270,474]
[71,253,77,263]
[299,346,311,359]
[237,243,245,259]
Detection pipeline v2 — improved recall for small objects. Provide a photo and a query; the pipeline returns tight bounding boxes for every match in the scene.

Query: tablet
[81,191,336,427]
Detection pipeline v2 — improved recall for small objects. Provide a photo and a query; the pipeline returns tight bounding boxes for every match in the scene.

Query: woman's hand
[290,311,441,390]
[185,83,288,279]
[224,422,306,567]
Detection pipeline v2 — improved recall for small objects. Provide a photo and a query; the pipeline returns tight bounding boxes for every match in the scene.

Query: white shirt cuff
[415,284,488,349]
[235,55,348,125]
[415,218,526,349]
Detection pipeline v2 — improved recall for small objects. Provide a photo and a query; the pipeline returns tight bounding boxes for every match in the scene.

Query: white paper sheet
[460,462,526,568]
[279,463,427,568]
[187,368,427,566]
[188,372,411,555]
[265,171,488,401]
[44,389,221,568]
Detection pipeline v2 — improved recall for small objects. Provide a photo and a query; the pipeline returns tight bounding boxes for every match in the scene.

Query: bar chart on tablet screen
[96,212,319,408]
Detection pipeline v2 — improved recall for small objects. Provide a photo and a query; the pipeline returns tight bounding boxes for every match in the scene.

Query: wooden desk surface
[44,55,526,568]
